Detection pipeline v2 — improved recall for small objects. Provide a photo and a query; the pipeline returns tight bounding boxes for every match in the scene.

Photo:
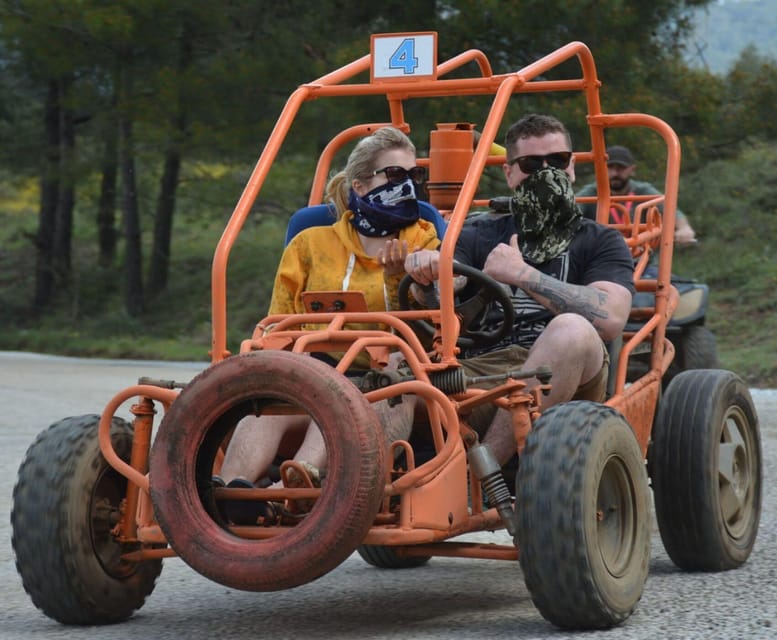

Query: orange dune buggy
[12,33,762,631]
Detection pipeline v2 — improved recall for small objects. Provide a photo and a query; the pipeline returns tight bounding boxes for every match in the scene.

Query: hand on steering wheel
[398,262,515,350]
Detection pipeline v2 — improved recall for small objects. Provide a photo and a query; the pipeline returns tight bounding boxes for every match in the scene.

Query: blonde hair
[324,127,416,218]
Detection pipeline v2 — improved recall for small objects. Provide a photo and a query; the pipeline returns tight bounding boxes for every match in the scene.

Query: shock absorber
[467,443,515,537]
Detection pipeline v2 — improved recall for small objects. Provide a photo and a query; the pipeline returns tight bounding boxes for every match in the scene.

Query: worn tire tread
[11,415,162,624]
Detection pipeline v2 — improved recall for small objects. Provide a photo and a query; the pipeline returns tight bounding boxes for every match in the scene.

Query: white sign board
[371,32,437,82]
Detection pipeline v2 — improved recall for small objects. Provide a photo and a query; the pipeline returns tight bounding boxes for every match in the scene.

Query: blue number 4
[389,38,419,74]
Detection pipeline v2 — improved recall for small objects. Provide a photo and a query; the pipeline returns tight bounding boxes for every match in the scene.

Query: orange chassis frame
[97,35,681,565]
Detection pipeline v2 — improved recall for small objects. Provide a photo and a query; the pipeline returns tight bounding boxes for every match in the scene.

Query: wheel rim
[90,467,138,579]
[718,405,756,539]
[597,455,637,577]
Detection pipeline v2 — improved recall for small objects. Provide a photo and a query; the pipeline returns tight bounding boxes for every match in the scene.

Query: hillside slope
[688,0,777,73]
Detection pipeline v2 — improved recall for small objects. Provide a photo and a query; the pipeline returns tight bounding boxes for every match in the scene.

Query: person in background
[405,114,635,466]
[215,126,440,522]
[577,145,697,245]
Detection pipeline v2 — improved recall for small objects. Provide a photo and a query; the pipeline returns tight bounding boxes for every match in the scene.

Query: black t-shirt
[455,214,635,354]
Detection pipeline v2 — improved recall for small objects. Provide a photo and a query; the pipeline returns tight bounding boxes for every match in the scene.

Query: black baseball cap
[606,145,635,167]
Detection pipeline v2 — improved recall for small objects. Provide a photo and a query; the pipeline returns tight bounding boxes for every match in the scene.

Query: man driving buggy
[406,114,636,466]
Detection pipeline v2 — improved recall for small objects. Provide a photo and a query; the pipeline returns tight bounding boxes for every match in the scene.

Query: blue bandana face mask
[348,178,420,237]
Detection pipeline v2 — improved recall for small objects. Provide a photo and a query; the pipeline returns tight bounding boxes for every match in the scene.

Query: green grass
[1,144,776,387]
[671,142,777,387]
[0,214,287,362]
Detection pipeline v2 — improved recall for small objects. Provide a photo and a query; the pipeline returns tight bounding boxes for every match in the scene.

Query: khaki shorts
[459,343,609,435]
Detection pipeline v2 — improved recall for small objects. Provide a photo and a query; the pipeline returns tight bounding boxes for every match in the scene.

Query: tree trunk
[52,75,75,290]
[146,148,180,297]
[119,63,144,317]
[33,80,61,313]
[97,105,119,268]
[146,23,192,298]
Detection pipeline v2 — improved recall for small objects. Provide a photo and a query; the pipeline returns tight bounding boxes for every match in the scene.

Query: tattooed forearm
[526,273,609,323]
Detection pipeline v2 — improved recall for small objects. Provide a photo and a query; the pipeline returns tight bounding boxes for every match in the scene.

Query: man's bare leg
[482,314,605,464]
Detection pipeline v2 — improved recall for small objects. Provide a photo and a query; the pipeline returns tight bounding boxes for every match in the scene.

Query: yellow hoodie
[269,210,440,319]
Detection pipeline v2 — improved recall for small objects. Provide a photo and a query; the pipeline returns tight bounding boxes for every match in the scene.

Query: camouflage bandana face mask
[510,166,583,264]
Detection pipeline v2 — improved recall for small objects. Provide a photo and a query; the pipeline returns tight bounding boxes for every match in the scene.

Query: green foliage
[718,48,777,146]
[673,142,777,385]
[0,167,286,360]
[2,0,777,386]
[2,144,777,386]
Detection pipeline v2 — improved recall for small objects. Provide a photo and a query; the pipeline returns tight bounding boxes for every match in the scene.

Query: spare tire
[150,351,386,591]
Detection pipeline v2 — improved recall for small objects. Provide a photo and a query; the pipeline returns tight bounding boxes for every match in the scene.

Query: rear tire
[150,351,386,591]
[678,325,718,370]
[650,369,761,570]
[11,415,162,625]
[665,325,718,384]
[357,545,431,569]
[515,402,651,630]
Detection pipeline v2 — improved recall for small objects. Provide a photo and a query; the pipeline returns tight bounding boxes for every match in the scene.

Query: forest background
[1,0,776,386]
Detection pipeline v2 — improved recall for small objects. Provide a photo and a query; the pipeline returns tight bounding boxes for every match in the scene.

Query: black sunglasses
[372,165,427,185]
[507,151,572,174]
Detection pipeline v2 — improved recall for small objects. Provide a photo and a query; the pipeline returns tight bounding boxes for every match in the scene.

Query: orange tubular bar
[209,40,641,365]
[210,38,683,373]
[98,385,179,493]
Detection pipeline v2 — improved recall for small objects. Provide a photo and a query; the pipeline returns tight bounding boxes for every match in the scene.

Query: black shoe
[221,478,274,525]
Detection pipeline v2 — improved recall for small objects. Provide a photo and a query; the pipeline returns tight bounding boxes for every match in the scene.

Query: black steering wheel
[397,262,515,350]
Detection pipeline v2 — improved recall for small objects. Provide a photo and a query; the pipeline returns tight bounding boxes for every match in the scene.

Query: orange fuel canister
[427,123,476,212]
